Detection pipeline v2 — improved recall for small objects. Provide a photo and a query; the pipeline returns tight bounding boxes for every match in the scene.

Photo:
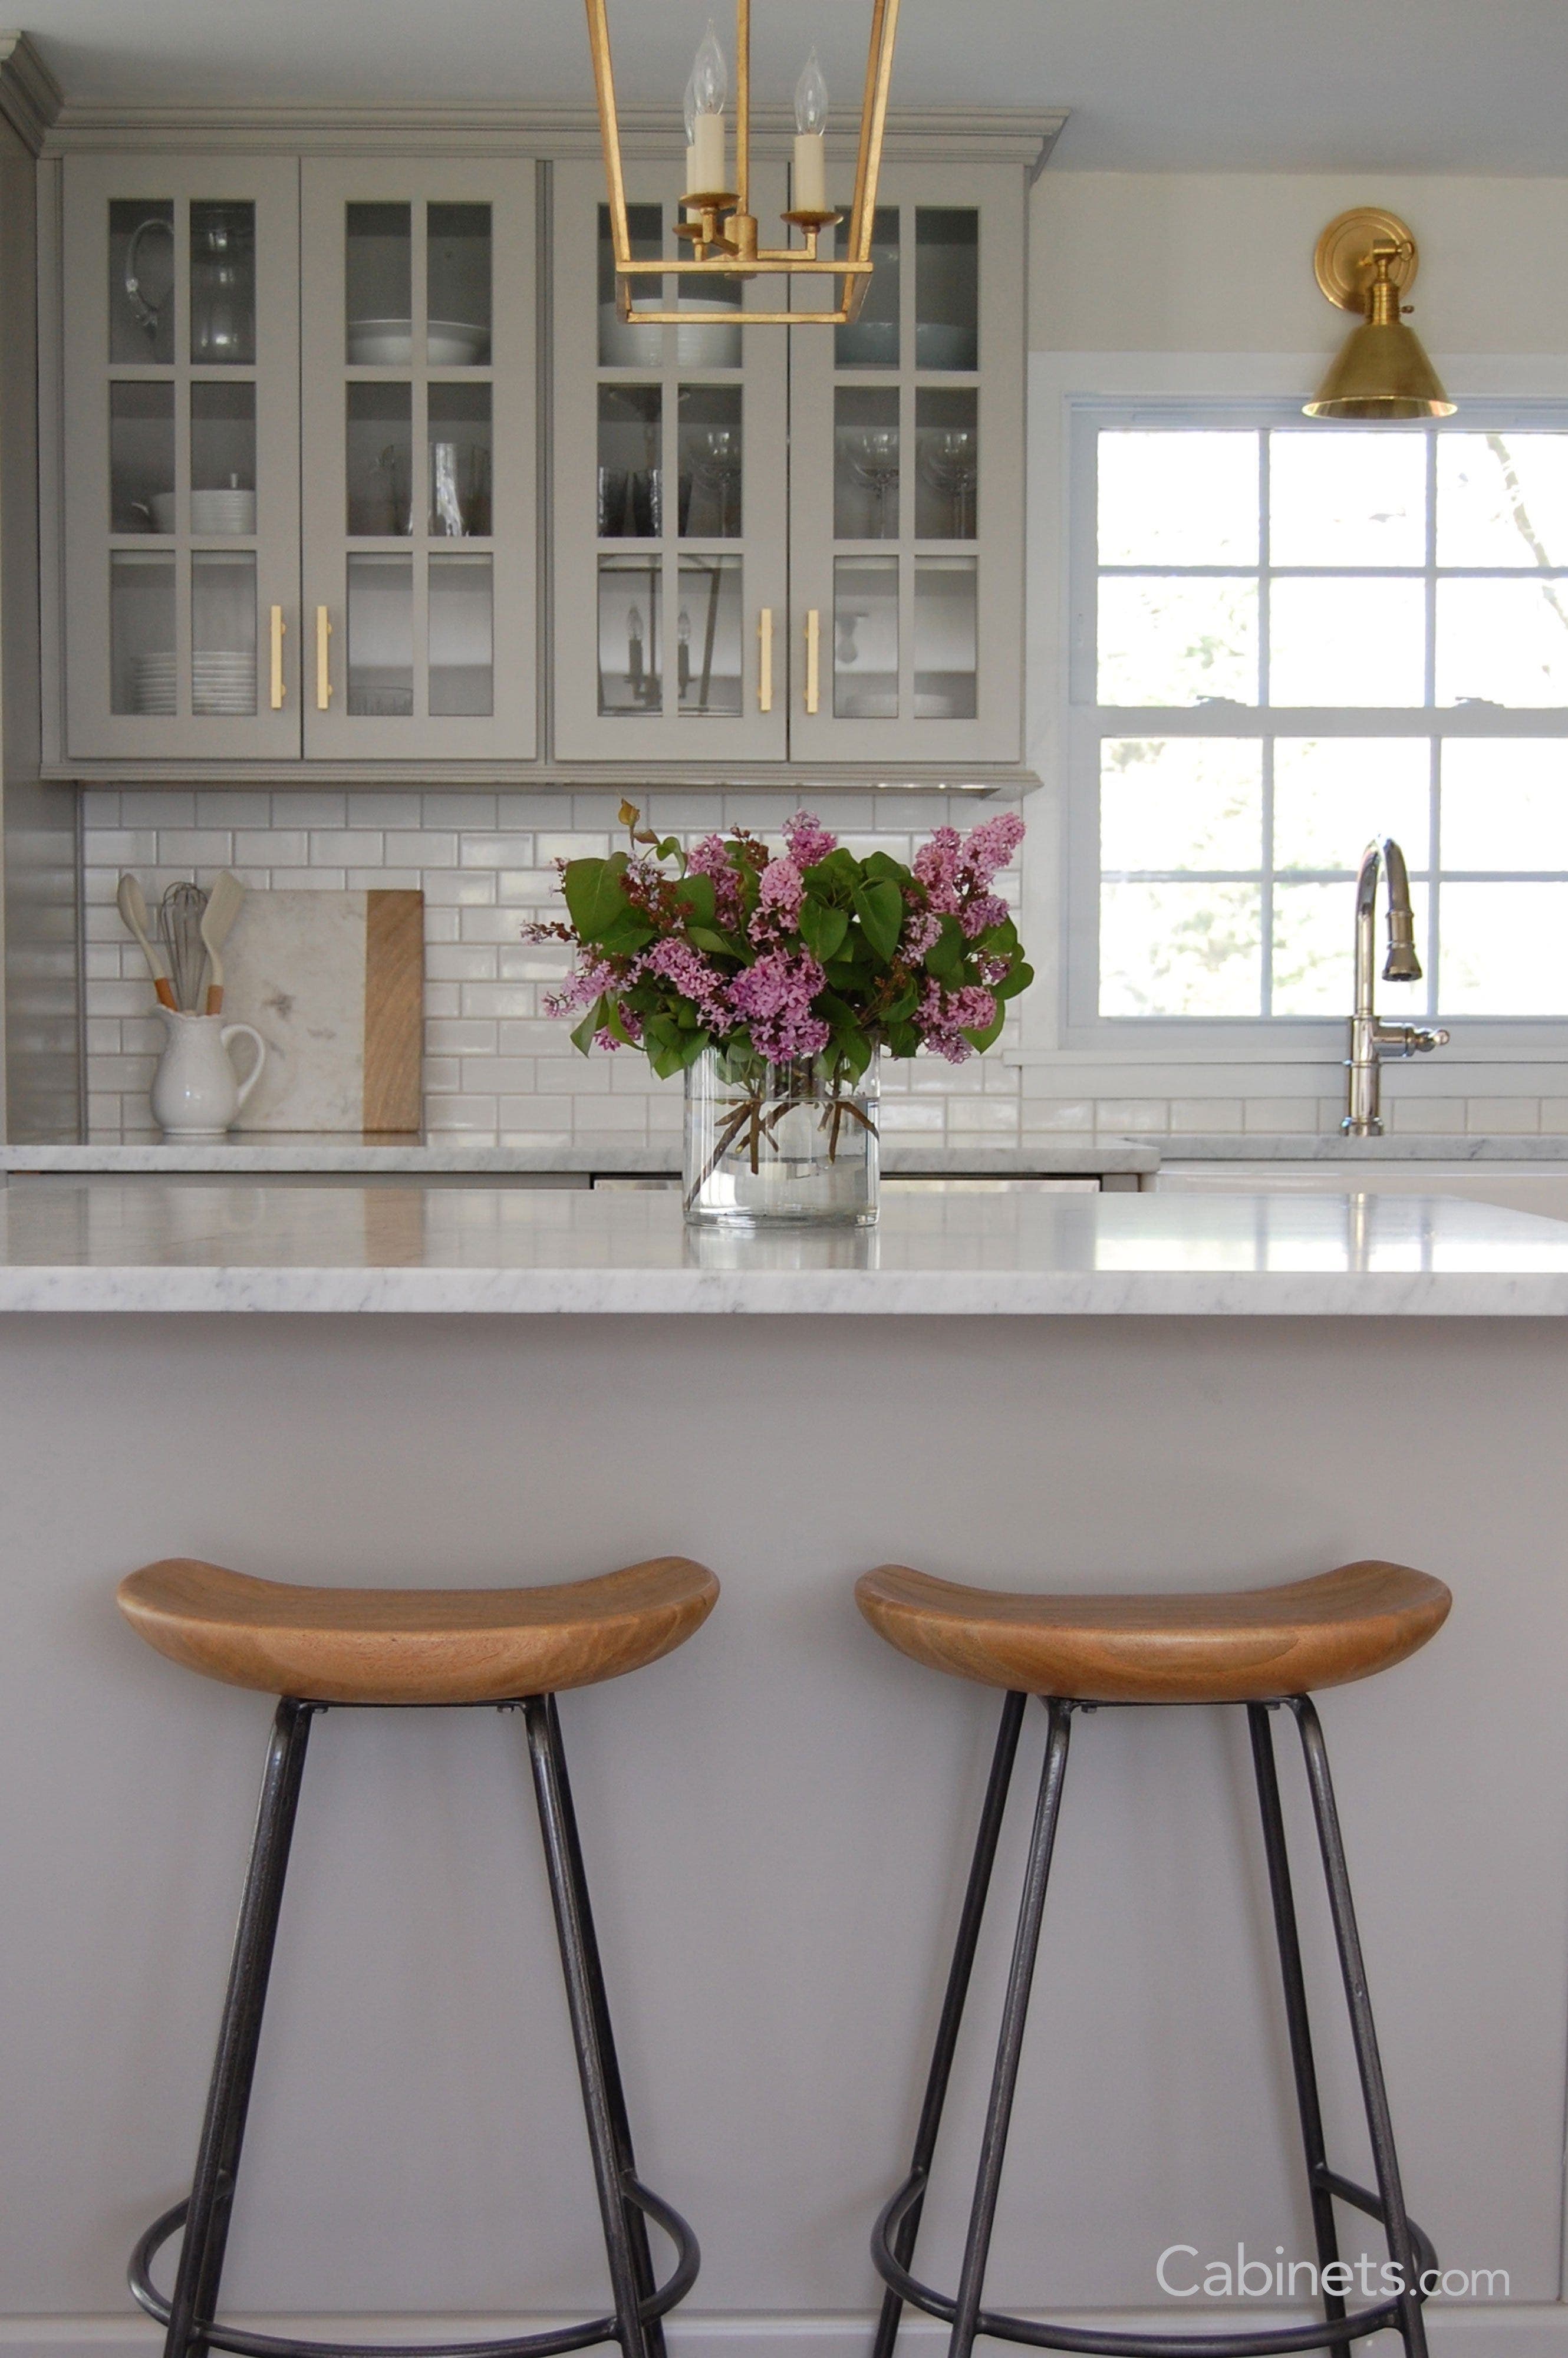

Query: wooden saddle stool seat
[856,1559,1451,2358]
[117,1554,718,2358]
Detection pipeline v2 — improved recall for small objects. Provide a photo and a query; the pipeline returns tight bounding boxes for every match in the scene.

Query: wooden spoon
[200,869,246,1015]
[117,873,177,1010]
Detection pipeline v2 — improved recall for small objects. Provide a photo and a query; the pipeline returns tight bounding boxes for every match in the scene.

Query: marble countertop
[1159,1133,1568,1162]
[2,1177,1567,1314]
[0,1136,1158,1177]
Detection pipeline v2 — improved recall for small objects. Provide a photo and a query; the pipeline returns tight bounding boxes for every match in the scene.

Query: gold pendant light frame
[585,0,901,328]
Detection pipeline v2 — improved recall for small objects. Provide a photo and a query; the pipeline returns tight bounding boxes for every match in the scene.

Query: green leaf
[675,872,717,926]
[834,1028,874,1081]
[800,898,850,961]
[885,980,920,1022]
[686,924,736,957]
[561,853,630,946]
[806,848,861,894]
[649,1041,686,1081]
[962,1011,1007,1054]
[604,1000,638,1047]
[924,914,968,985]
[996,959,1035,1002]
[887,1019,920,1059]
[569,996,608,1055]
[852,878,904,962]
[657,835,684,862]
[861,849,913,888]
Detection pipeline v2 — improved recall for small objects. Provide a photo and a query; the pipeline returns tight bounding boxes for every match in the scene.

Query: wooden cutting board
[224,888,423,1134]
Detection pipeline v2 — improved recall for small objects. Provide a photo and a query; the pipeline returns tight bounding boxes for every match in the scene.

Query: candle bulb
[792,48,828,214]
[684,19,727,196]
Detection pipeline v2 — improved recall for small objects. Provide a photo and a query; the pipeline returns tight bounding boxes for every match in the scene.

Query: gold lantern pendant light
[1305,208,1455,420]
[585,0,901,329]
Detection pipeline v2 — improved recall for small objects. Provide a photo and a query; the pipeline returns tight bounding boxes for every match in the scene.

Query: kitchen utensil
[124,216,173,345]
[346,318,488,365]
[150,1010,266,1137]
[117,873,178,1010]
[219,888,423,1132]
[199,870,246,1016]
[158,880,210,1013]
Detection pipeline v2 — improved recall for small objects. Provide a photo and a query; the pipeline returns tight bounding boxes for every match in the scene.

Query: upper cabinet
[47,132,1037,779]
[61,155,301,762]
[56,153,536,768]
[298,160,535,760]
[551,155,1025,774]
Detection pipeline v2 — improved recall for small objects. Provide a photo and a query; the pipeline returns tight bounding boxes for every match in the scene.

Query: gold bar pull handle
[269,605,286,709]
[315,605,333,710]
[757,607,774,713]
[804,606,820,716]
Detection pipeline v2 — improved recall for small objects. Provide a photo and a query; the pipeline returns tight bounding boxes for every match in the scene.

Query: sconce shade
[1304,208,1455,420]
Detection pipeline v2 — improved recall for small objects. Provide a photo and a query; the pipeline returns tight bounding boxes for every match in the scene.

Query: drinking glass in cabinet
[110,200,174,364]
[834,555,898,717]
[835,387,900,539]
[189,202,255,365]
[915,209,978,371]
[347,552,414,716]
[110,382,174,532]
[426,203,492,367]
[345,202,412,364]
[677,556,742,714]
[191,552,258,716]
[347,383,413,535]
[915,387,977,539]
[191,383,257,533]
[678,387,742,538]
[428,383,492,536]
[430,554,493,715]
[598,203,666,367]
[835,207,898,370]
[598,556,661,714]
[914,556,977,719]
[598,384,661,538]
[111,553,176,714]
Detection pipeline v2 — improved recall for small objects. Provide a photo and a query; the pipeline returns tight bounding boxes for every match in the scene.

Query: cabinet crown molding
[42,98,1066,172]
[0,30,63,154]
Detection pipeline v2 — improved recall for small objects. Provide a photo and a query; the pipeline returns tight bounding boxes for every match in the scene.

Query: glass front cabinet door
[61,156,301,760]
[299,160,536,759]
[788,163,1025,766]
[551,159,789,763]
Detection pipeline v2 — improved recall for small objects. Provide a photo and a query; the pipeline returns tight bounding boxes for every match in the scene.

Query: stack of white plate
[131,651,255,716]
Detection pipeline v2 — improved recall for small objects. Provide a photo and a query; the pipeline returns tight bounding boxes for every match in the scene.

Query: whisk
[157,880,210,1013]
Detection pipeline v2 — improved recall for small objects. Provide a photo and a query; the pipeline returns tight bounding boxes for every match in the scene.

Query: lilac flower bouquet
[529,802,1031,1222]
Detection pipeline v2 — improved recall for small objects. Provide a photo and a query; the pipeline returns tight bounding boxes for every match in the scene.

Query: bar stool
[117,1553,719,2358]
[855,1559,1451,2358]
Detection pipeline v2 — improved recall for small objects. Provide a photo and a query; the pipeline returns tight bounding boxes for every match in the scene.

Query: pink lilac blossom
[901,908,943,958]
[912,826,964,914]
[914,977,999,1064]
[959,891,1010,940]
[684,833,745,928]
[783,811,839,868]
[728,950,831,1062]
[749,855,805,944]
[647,937,731,1031]
[960,811,1026,887]
[543,957,621,1019]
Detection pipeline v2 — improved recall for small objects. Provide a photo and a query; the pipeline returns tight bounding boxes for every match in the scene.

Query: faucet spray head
[1381,839,1422,980]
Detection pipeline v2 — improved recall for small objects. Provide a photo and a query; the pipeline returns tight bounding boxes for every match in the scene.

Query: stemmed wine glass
[846,429,901,538]
[693,428,742,536]
[918,428,977,538]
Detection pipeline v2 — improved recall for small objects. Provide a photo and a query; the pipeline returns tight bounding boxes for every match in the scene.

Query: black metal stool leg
[1288,1698,1429,2358]
[1247,1705,1346,2341]
[542,1694,669,2358]
[160,1697,318,2358]
[525,1695,653,2358]
[947,1700,1073,2358]
[872,1691,1028,2358]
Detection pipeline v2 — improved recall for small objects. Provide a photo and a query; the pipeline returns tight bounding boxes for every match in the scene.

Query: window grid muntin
[1082,407,1568,1026]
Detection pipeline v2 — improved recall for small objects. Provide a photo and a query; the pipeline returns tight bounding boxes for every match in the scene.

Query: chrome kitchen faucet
[1343,837,1450,1136]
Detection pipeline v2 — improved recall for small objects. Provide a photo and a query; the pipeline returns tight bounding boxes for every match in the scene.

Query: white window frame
[1062,393,1568,1065]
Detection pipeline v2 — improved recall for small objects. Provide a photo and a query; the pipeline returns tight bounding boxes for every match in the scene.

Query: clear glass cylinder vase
[683,1046,879,1227]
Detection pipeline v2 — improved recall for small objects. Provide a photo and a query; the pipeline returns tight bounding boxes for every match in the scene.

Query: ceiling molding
[0,30,64,154]
[43,99,1066,171]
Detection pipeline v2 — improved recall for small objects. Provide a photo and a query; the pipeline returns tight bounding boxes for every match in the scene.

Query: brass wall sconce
[1304,208,1455,420]
[585,0,901,331]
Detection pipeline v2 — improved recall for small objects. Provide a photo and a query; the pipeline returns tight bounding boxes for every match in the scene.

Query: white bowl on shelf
[598,298,742,368]
[347,318,489,365]
[144,490,258,534]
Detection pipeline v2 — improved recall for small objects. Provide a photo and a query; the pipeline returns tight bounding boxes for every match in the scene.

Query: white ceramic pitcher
[150,1010,266,1138]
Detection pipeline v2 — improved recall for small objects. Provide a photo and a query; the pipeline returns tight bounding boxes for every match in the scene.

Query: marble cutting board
[225,889,423,1134]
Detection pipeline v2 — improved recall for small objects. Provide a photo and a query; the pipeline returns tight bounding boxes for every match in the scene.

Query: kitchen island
[4,1182,1566,2358]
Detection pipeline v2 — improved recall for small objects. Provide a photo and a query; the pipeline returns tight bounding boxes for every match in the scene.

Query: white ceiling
[13,0,1568,173]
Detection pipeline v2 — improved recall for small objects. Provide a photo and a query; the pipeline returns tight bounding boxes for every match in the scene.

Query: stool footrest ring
[130,2173,700,2358]
[871,2171,1435,2358]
